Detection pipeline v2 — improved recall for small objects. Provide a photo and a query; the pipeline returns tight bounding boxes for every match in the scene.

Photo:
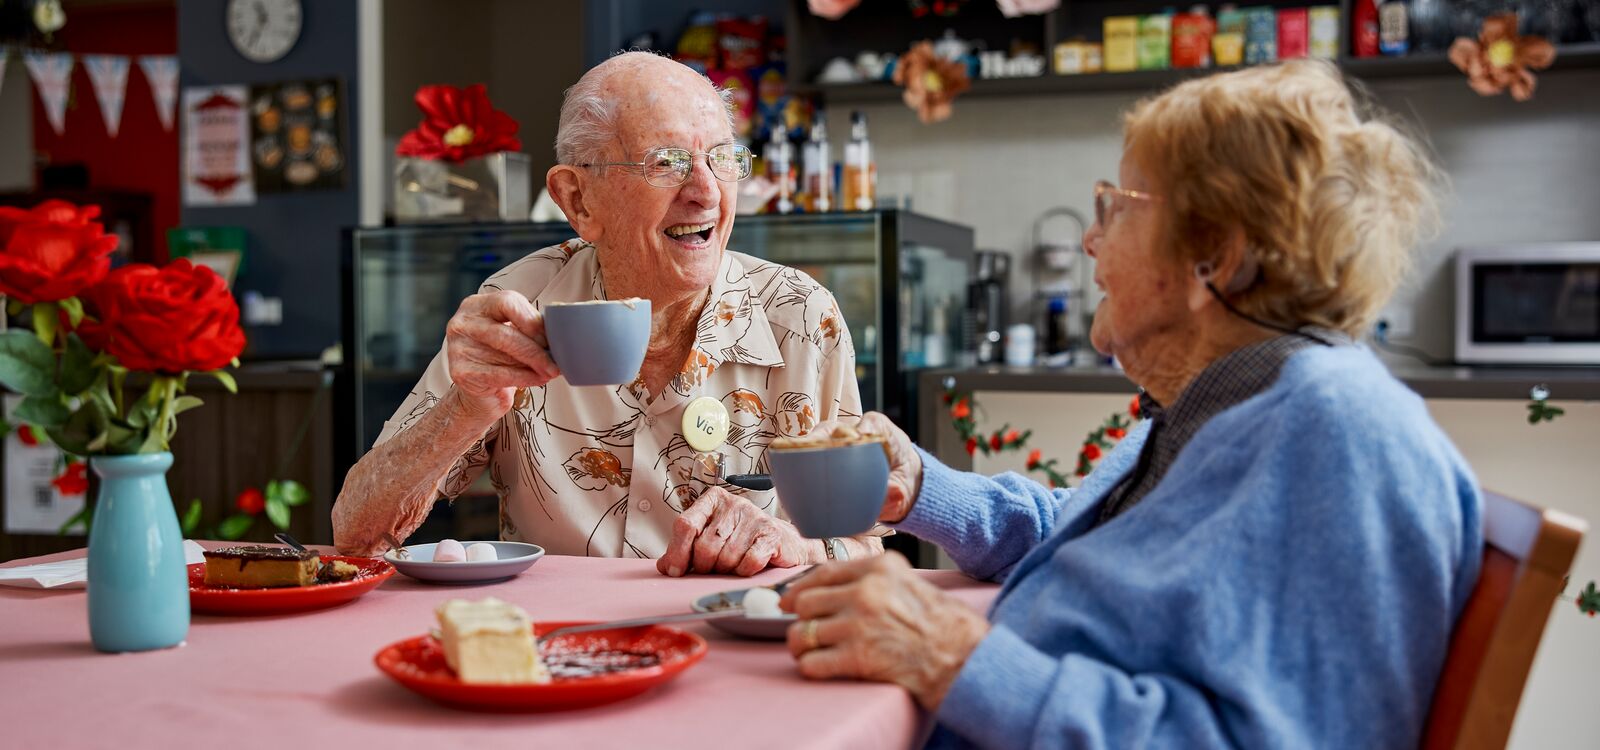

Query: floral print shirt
[374,239,862,558]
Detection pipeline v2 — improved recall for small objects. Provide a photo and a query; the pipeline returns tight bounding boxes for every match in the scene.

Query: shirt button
[638,499,653,512]
[645,416,656,427]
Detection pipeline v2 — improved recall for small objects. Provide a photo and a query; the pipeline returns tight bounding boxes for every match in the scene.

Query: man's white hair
[554,50,737,167]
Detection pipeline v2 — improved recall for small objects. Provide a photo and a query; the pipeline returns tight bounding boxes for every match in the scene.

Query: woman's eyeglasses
[578,144,754,188]
[1094,180,1160,226]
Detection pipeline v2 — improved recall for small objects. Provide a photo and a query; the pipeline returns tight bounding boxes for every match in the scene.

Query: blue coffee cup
[769,441,891,538]
[543,299,652,386]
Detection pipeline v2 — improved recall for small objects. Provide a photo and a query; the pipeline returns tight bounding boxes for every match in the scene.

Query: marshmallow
[433,538,466,562]
[466,543,498,562]
[741,586,783,618]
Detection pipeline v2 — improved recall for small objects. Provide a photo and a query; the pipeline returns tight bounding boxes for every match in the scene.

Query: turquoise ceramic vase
[86,452,189,652]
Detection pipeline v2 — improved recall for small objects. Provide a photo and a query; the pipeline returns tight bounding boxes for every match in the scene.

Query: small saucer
[691,588,795,640]
[383,542,544,584]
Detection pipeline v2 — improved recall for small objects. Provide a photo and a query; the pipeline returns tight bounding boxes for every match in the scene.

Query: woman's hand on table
[657,486,811,577]
[779,553,990,710]
[810,412,924,524]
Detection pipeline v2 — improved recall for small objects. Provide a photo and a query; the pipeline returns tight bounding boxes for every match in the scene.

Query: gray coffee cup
[543,299,651,386]
[769,441,890,538]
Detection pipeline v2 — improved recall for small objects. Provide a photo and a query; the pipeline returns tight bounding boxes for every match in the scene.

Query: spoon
[274,532,308,552]
[535,609,748,647]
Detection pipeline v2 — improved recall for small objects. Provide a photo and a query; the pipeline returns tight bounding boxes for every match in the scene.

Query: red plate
[374,621,709,711]
[188,556,395,615]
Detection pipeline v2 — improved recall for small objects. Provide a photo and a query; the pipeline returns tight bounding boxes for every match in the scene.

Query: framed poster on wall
[249,78,347,193]
[182,85,256,206]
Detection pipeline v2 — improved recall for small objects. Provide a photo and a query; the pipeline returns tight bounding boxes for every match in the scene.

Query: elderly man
[333,53,882,575]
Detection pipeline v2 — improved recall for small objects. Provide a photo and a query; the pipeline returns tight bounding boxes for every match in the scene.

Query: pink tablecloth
[0,545,998,749]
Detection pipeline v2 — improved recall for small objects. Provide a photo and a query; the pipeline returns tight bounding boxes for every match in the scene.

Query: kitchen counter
[919,362,1600,401]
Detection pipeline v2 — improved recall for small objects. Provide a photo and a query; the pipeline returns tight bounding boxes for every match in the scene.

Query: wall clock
[227,0,303,64]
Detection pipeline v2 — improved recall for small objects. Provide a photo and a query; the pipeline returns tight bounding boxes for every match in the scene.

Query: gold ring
[800,618,820,651]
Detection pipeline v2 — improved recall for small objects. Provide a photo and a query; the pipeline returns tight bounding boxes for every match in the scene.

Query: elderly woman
[334,52,883,573]
[780,61,1481,748]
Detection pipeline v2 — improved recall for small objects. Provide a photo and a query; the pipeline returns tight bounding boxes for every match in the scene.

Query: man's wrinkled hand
[657,486,813,577]
[444,290,560,422]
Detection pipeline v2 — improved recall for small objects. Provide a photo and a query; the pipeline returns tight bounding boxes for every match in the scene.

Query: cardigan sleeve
[934,626,1235,749]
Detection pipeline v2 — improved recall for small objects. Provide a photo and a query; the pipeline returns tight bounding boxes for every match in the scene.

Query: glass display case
[341,210,974,473]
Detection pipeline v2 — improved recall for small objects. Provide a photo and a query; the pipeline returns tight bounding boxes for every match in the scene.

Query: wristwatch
[824,537,849,562]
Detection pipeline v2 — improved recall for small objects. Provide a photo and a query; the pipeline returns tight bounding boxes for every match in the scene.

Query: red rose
[396,84,521,163]
[1129,396,1141,418]
[964,437,978,456]
[0,200,118,303]
[989,433,1002,451]
[17,425,39,447]
[1026,448,1042,469]
[1106,427,1126,440]
[51,461,88,496]
[1004,429,1020,444]
[83,260,245,373]
[235,487,265,515]
[1081,443,1102,461]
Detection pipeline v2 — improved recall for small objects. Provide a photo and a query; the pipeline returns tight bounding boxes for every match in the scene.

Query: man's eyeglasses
[578,144,754,188]
[1094,180,1160,226]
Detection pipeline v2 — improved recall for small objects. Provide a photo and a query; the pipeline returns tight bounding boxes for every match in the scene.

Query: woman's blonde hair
[1123,60,1442,336]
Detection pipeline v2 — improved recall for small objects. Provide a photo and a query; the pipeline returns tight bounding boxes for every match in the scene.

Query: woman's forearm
[332,390,498,555]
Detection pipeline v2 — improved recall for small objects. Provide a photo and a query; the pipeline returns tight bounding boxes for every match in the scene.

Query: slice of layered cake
[203,545,320,588]
[435,598,550,684]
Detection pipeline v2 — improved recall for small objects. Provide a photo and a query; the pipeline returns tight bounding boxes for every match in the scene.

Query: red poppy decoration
[1106,427,1126,440]
[1129,396,1142,418]
[1081,443,1102,461]
[52,461,88,496]
[964,437,978,456]
[1026,448,1042,470]
[18,425,39,447]
[235,487,266,516]
[396,84,522,163]
[951,399,971,420]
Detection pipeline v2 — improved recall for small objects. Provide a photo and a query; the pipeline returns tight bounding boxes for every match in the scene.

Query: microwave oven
[1455,243,1600,365]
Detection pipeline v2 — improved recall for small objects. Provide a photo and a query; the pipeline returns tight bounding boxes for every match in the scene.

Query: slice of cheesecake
[203,545,320,588]
[435,598,550,684]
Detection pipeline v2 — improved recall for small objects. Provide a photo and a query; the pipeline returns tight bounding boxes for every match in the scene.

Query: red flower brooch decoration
[1448,13,1556,101]
[396,84,522,163]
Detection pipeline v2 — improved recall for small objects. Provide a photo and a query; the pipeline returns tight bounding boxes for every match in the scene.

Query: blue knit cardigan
[899,345,1483,748]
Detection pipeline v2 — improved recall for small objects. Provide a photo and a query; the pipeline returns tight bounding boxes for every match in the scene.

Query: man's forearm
[332,391,499,555]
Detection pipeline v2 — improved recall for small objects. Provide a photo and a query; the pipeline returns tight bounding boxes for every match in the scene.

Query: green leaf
[217,514,253,540]
[265,495,290,530]
[14,395,69,428]
[265,479,281,500]
[172,395,204,415]
[59,297,84,327]
[31,302,58,347]
[58,333,98,395]
[86,431,108,452]
[103,421,142,454]
[279,479,310,507]
[125,396,158,429]
[0,330,59,397]
[181,498,203,537]
[58,506,92,536]
[211,370,238,394]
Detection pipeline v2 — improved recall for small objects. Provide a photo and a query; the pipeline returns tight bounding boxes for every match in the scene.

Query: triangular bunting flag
[22,51,73,136]
[137,55,179,132]
[83,55,131,137]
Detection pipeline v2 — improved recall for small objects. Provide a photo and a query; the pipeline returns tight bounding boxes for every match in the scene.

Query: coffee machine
[966,250,1010,365]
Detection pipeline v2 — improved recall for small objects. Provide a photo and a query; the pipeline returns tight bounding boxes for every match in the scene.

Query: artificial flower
[893,41,971,124]
[1448,13,1556,101]
[83,259,245,374]
[236,487,265,515]
[0,200,117,304]
[396,84,521,162]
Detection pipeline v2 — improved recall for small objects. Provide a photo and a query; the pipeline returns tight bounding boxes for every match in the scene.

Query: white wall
[826,68,1600,360]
